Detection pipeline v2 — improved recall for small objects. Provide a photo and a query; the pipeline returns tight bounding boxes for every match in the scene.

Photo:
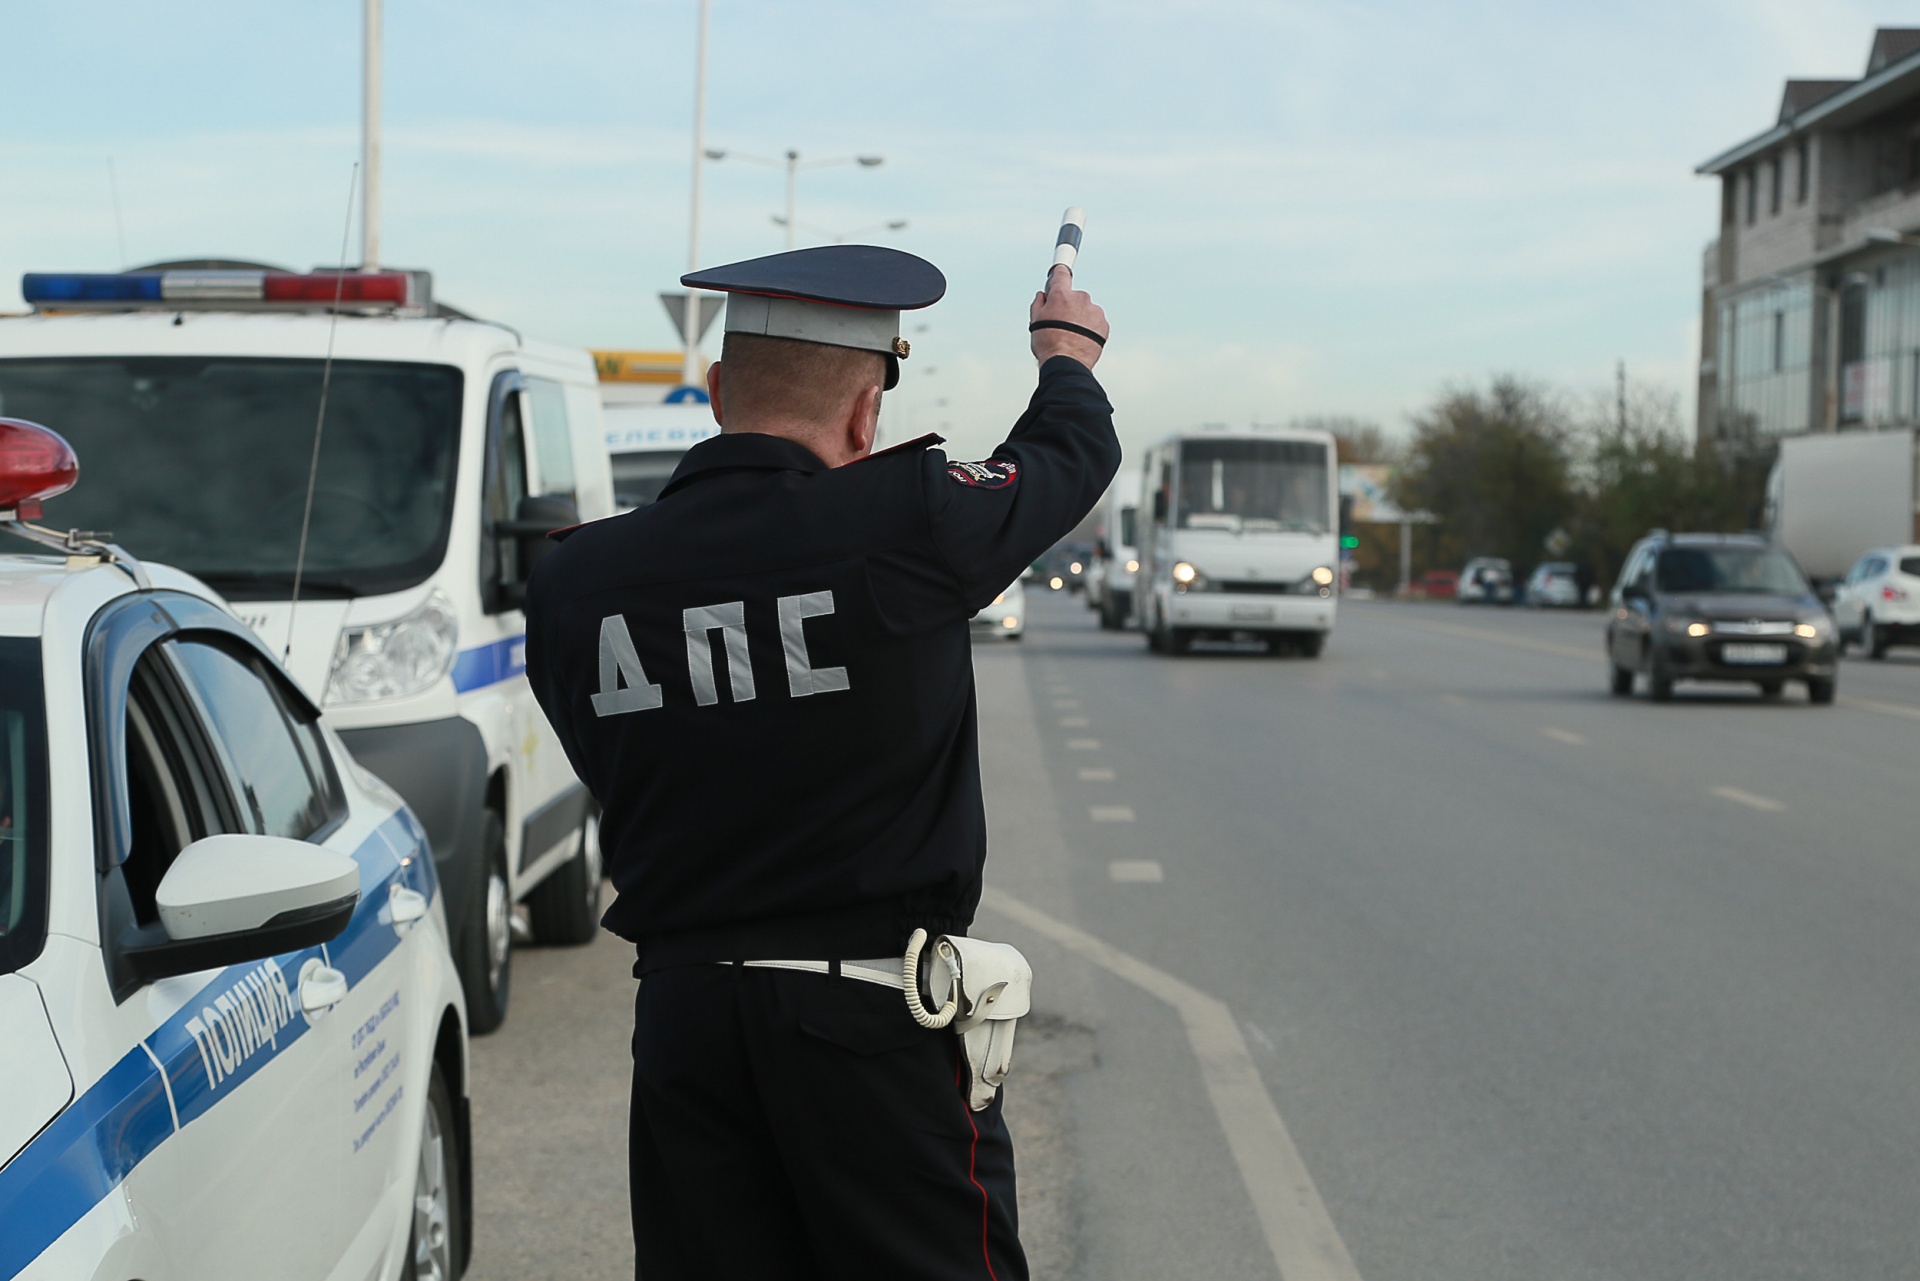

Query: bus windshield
[1178,439,1330,533]
[0,357,463,600]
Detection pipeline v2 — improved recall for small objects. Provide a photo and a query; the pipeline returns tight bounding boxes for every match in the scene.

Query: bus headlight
[326,590,459,705]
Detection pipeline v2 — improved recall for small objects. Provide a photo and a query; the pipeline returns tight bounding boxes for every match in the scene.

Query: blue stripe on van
[451,635,526,693]
[0,810,429,1279]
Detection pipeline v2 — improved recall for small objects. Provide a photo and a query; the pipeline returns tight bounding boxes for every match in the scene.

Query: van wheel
[526,810,602,947]
[1296,632,1325,658]
[403,1062,464,1281]
[458,812,512,1035]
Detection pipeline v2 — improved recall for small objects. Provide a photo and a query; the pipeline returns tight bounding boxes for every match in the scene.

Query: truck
[1766,429,1920,588]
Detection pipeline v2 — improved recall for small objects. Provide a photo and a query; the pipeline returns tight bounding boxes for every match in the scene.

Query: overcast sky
[2,1,1909,457]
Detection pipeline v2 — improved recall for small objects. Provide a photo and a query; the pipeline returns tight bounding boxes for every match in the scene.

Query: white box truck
[1767,429,1920,587]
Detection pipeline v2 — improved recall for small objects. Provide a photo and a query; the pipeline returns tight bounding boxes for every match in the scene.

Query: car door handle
[389,885,428,928]
[299,963,350,1014]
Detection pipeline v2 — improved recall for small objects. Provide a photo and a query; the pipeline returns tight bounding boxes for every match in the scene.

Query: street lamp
[769,216,907,244]
[707,147,886,249]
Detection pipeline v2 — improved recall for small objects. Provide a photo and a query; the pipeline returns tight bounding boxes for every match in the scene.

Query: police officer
[525,242,1115,1280]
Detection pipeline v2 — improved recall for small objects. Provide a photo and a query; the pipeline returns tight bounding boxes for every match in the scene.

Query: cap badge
[892,337,911,358]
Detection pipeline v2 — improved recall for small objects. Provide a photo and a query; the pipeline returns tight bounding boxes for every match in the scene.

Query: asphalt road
[467,592,1920,1280]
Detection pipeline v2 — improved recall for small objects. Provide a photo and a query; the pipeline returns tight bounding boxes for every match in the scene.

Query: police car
[0,264,618,1032]
[0,419,472,1280]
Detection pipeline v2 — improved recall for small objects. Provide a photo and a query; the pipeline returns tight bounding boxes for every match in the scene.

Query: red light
[0,419,79,510]
[262,272,410,305]
[1883,585,1908,602]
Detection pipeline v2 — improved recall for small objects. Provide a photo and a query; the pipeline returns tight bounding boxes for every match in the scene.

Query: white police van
[0,418,471,1280]
[604,398,719,511]
[0,264,616,1031]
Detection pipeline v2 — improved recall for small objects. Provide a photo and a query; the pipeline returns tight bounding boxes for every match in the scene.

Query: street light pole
[682,0,712,390]
[784,150,799,251]
[362,0,381,270]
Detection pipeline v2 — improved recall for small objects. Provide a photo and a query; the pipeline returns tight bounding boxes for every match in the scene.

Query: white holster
[904,930,1033,1111]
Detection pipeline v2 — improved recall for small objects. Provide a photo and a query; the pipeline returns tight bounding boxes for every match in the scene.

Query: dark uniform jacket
[525,354,1117,969]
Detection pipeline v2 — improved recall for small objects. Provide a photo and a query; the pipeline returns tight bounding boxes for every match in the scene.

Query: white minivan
[1134,425,1339,655]
[0,263,616,1031]
[1086,466,1141,631]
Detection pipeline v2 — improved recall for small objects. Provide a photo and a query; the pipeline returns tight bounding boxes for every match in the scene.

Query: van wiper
[195,571,362,598]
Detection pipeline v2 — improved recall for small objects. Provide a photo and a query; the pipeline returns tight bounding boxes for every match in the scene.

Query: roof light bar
[21,269,422,313]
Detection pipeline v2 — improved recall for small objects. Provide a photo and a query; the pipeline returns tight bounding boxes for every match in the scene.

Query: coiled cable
[902,928,959,1029]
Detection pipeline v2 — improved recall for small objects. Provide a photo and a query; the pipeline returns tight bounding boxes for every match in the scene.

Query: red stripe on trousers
[957,1060,1001,1281]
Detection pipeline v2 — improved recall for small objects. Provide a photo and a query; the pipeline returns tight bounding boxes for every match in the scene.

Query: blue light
[21,273,164,304]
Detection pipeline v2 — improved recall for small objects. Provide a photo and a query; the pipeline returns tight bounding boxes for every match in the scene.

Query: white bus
[1086,466,1142,630]
[1134,425,1339,655]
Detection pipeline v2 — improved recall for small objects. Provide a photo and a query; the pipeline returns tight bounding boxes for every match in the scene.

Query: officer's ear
[705,361,726,427]
[842,382,881,463]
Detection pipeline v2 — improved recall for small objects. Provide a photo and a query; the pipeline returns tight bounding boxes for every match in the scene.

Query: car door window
[118,649,234,925]
[1866,556,1889,578]
[482,375,532,612]
[171,638,343,843]
[526,376,577,501]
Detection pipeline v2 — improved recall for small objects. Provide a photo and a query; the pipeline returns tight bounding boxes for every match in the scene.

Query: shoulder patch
[947,459,1019,490]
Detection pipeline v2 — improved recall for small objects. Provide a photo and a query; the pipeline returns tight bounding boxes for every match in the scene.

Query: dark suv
[1605,532,1838,704]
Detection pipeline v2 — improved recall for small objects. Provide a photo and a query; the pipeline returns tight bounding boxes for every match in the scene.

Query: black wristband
[1028,319,1107,347]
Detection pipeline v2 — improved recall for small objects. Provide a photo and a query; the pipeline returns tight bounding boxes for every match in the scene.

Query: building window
[1796,140,1810,204]
[1770,157,1782,215]
[1773,312,1785,371]
[1745,169,1757,225]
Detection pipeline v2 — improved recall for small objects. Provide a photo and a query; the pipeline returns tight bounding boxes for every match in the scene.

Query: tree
[1291,416,1394,464]
[1390,377,1575,572]
[1568,383,1774,591]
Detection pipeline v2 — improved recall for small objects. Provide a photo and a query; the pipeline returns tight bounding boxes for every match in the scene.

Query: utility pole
[1616,359,1627,436]
[784,150,799,251]
[682,0,712,390]
[362,0,382,270]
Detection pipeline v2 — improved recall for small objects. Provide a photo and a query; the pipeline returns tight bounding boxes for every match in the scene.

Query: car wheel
[1759,680,1784,698]
[458,811,512,1035]
[1807,676,1836,705]
[1864,613,1889,660]
[1610,665,1633,696]
[404,1063,465,1281]
[526,809,602,947]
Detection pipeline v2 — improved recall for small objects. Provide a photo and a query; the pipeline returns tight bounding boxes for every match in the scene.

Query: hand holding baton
[1030,206,1108,361]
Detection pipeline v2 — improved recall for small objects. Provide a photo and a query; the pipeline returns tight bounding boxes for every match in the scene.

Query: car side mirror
[496,492,582,609]
[1620,580,1647,601]
[125,834,360,983]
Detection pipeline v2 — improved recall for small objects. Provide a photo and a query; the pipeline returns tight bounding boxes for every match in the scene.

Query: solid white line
[982,887,1364,1281]
[1078,768,1117,782]
[1541,727,1587,746]
[1090,805,1136,822]
[1838,694,1920,721]
[1107,860,1164,883]
[1712,785,1785,812]
[1066,738,1102,750]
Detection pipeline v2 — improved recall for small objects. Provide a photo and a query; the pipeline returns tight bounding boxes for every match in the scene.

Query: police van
[1134,424,1339,655]
[0,264,616,1031]
[604,397,719,511]
[0,418,472,1280]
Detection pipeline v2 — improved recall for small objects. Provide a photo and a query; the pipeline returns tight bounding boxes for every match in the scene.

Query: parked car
[972,579,1026,640]
[1458,557,1515,604]
[1604,530,1837,703]
[1831,544,1920,658]
[0,417,472,1281]
[1409,569,1459,599]
[1524,561,1582,607]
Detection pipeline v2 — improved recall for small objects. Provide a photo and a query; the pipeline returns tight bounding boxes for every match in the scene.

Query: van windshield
[1656,546,1807,595]
[0,357,463,600]
[1178,439,1330,533]
[0,638,48,978]
[610,449,684,509]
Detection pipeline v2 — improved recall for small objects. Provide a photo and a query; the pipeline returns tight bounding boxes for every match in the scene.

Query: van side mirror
[1152,491,1168,523]
[126,834,360,982]
[495,492,582,609]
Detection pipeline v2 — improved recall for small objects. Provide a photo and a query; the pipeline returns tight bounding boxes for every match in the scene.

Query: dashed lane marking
[1059,716,1091,727]
[1053,699,1082,709]
[1078,767,1116,782]
[1375,614,1597,662]
[981,888,1364,1281]
[1541,727,1587,746]
[1066,738,1102,750]
[1107,860,1163,883]
[1712,785,1785,812]
[1090,805,1136,822]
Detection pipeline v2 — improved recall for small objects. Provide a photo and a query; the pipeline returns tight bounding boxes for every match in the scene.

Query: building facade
[1699,29,1920,445]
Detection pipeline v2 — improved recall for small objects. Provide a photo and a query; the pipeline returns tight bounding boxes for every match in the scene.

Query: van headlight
[1310,566,1335,586]
[326,590,458,705]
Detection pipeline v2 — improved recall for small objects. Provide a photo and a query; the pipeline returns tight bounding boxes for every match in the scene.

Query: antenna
[106,159,129,269]
[286,162,360,662]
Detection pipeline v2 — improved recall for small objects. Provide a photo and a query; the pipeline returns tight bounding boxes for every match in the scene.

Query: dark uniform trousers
[630,964,1025,1280]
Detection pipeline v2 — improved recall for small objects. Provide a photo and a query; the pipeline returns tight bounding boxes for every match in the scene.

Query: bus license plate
[1232,604,1276,621]
[1721,642,1787,665]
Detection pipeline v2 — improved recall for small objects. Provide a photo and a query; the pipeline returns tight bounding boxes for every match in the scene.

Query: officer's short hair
[720,333,886,426]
